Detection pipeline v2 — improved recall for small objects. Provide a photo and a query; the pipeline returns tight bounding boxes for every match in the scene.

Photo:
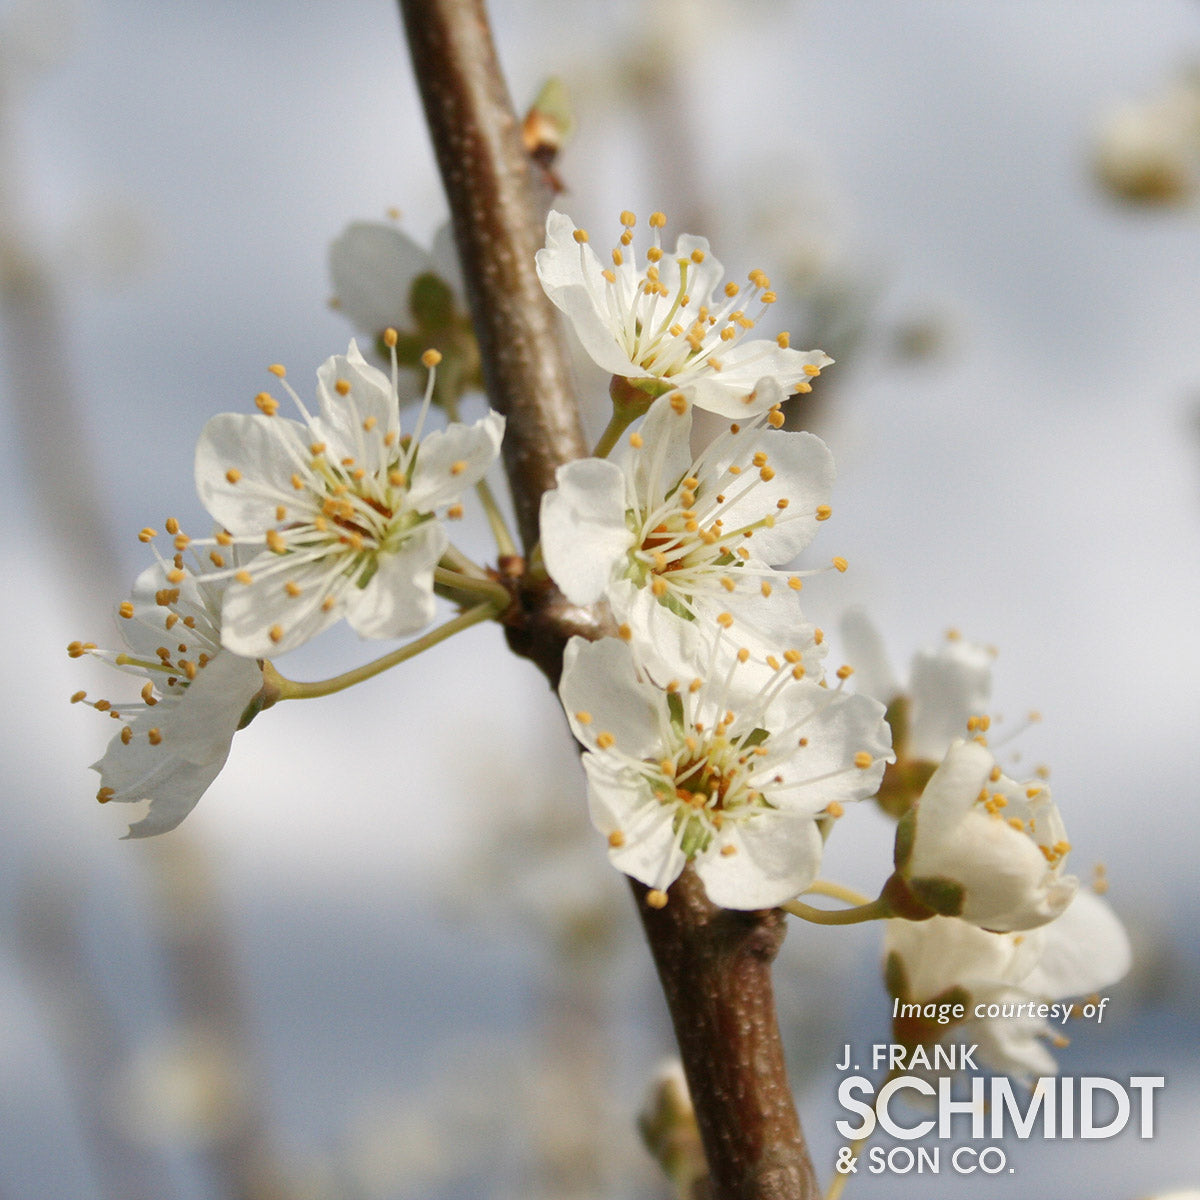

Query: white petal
[624,393,694,508]
[697,811,823,910]
[840,609,901,706]
[712,428,835,563]
[217,552,341,657]
[329,221,435,335]
[313,341,399,471]
[559,636,664,759]
[1020,890,1131,998]
[536,211,643,378]
[195,413,310,533]
[342,521,446,640]
[539,458,632,604]
[586,760,685,892]
[407,411,505,511]
[908,640,994,761]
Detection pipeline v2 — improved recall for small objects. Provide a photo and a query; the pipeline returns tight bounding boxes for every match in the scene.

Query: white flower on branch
[193,341,504,657]
[540,391,838,676]
[536,209,831,417]
[69,551,268,838]
[558,633,892,910]
[887,738,1077,932]
[885,889,1131,1081]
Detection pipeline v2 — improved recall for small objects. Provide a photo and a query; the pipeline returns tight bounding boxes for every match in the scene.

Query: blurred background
[2,0,1199,1196]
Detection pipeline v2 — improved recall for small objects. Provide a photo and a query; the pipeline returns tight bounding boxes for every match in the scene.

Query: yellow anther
[759,465,775,482]
[575,710,593,724]
[794,381,812,394]
[651,578,667,597]
[612,248,624,266]
[267,529,286,553]
[255,392,279,415]
[629,431,644,449]
[216,530,233,546]
[164,516,180,535]
[601,268,616,283]
[832,557,848,572]
[825,801,845,818]
[724,282,739,298]
[322,596,336,612]
[167,568,185,584]
[268,624,284,644]
[990,766,1003,782]
[837,665,854,680]
[285,580,302,597]
[361,416,377,433]
[791,664,805,680]
[447,504,464,520]
[375,326,395,348]
[389,469,407,487]
[148,728,163,746]
[573,227,589,244]
[618,623,633,642]
[117,601,134,619]
[138,527,157,543]
[181,660,197,681]
[450,459,467,476]
[620,210,636,227]
[94,698,112,712]
[648,211,667,228]
[803,363,822,378]
[235,570,253,586]
[776,332,790,349]
[767,408,785,429]
[596,731,615,750]
[70,689,88,703]
[225,468,242,485]
[787,576,803,591]
[120,726,133,745]
[854,752,873,769]
[310,442,326,455]
[608,830,626,848]
[96,787,115,804]
[268,363,286,378]
[816,505,832,521]
[689,678,703,694]
[659,758,677,777]
[646,245,663,263]
[173,533,190,551]
[332,378,352,397]
[646,889,669,908]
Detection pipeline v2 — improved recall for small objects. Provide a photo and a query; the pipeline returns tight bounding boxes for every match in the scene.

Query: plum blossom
[540,391,838,675]
[558,633,892,910]
[69,549,267,838]
[886,738,1077,932]
[536,209,831,417]
[885,889,1131,1080]
[193,340,503,657]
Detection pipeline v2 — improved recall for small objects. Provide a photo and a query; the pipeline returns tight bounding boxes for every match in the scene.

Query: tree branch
[634,869,818,1200]
[398,0,586,553]
[397,3,817,1196]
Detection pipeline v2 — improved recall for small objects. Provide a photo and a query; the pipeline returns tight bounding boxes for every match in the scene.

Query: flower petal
[407,411,505,511]
[697,810,823,910]
[540,458,633,604]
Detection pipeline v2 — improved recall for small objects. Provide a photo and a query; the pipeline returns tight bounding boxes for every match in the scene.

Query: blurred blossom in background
[2,0,1199,1196]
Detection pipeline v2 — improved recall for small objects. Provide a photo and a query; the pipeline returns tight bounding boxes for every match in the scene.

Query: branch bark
[398,0,585,553]
[397,3,817,1196]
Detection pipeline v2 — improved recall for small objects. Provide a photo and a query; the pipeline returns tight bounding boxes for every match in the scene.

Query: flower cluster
[540,208,893,909]
[74,331,506,833]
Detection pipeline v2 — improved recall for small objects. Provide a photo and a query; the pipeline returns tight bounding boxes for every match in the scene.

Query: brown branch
[398,0,586,553]
[397,3,817,1196]
[634,869,818,1200]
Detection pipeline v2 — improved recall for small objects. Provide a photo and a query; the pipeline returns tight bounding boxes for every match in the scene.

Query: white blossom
[889,739,1077,932]
[70,552,266,838]
[841,610,994,763]
[540,391,838,676]
[885,889,1131,1081]
[558,633,892,910]
[536,209,831,417]
[329,219,464,343]
[193,341,503,657]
